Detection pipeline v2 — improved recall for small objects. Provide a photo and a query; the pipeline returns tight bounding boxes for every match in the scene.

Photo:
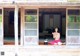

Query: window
[67,9,80,45]
[24,9,38,45]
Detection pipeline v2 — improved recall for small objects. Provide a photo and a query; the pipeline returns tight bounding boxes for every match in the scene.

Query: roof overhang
[0,0,80,8]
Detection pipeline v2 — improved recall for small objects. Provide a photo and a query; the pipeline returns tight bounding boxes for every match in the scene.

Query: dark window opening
[39,8,66,45]
[3,8,21,45]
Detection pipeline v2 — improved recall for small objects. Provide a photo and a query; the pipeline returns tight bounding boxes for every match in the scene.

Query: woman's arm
[52,32,54,34]
[52,32,55,38]
[58,33,60,39]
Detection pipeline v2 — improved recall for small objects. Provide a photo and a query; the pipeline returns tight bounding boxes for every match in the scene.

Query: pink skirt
[49,39,61,45]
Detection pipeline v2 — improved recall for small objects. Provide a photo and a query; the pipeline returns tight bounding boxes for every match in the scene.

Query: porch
[0,45,80,56]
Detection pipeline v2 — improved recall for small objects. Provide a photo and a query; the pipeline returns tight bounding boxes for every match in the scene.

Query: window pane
[68,16,80,22]
[68,16,75,22]
[25,23,37,29]
[68,23,80,29]
[25,15,37,22]
[25,9,37,15]
[0,16,2,22]
[25,30,37,36]
[0,16,2,36]
[0,29,2,35]
[76,16,80,22]
[67,36,79,43]
[68,30,79,36]
[68,9,80,15]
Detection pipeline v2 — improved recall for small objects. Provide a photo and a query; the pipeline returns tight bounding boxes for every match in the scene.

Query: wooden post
[21,7,24,46]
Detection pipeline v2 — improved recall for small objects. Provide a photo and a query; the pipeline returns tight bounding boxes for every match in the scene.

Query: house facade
[0,0,80,56]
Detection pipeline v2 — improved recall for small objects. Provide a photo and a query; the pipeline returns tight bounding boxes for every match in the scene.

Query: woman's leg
[49,40,56,45]
[56,40,62,45]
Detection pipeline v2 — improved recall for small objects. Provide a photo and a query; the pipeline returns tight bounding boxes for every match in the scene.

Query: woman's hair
[55,27,58,29]
[55,27,60,32]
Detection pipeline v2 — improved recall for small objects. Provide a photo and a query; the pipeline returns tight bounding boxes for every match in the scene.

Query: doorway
[3,8,21,45]
[4,8,15,45]
[39,8,66,45]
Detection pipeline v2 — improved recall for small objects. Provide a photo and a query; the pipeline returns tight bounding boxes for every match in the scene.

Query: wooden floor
[4,41,65,45]
[4,41,20,45]
[39,41,51,45]
[39,41,66,45]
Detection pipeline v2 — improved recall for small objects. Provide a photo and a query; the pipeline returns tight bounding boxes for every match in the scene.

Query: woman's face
[55,28,58,32]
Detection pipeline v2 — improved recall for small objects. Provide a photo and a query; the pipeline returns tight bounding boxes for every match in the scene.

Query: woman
[49,28,62,45]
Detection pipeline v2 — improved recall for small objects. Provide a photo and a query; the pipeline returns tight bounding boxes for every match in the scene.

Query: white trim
[24,36,37,37]
[68,36,79,38]
[66,8,68,46]
[37,8,39,45]
[68,29,80,30]
[14,5,19,54]
[0,8,3,46]
[2,8,3,46]
[24,29,37,30]
[14,5,18,46]
[24,22,37,23]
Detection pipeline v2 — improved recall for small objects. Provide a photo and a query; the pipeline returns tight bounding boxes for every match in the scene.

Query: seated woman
[49,28,62,45]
